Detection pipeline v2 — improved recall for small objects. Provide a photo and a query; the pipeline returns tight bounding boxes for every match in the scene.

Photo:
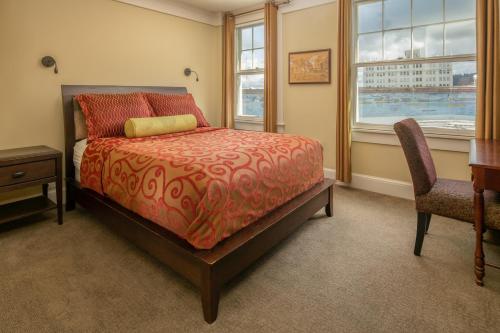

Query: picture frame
[288,49,331,84]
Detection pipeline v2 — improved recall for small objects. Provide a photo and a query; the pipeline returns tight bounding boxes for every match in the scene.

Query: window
[236,23,265,119]
[353,0,477,132]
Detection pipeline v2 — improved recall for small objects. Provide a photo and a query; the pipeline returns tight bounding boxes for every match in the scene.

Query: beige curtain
[476,0,500,139]
[264,2,278,133]
[336,0,352,183]
[222,13,235,128]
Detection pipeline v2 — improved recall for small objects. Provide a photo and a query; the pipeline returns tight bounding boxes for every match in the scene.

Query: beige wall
[281,2,470,182]
[282,3,337,169]
[0,0,474,207]
[352,142,470,182]
[0,0,221,202]
[0,0,222,152]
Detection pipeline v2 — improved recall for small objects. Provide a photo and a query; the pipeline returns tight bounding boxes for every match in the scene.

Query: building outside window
[235,23,265,120]
[353,0,477,132]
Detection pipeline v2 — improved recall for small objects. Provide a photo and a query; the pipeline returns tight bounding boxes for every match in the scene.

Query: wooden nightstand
[0,146,63,225]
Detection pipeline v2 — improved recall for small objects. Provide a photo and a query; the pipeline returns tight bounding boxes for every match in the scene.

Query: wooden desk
[469,139,500,286]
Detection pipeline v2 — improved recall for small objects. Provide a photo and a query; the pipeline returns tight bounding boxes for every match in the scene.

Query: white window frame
[351,0,477,143]
[235,21,265,122]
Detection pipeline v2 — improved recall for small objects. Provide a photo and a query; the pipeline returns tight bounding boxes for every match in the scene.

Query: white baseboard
[324,168,414,200]
[350,173,414,200]
[324,168,336,179]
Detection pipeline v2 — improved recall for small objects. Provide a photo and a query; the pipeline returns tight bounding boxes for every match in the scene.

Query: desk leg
[473,184,485,286]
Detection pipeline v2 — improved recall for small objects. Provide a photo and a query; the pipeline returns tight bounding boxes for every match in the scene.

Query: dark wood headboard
[61,85,187,181]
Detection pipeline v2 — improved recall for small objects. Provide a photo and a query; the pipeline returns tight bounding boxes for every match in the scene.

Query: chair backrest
[394,118,437,196]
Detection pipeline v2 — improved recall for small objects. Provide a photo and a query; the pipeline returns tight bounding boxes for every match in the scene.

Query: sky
[357,0,477,63]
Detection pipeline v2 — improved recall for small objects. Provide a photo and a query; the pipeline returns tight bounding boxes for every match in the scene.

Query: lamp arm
[191,70,199,82]
[184,68,199,82]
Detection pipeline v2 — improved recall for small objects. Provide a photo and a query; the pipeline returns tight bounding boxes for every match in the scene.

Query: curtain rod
[231,0,290,17]
[232,7,263,17]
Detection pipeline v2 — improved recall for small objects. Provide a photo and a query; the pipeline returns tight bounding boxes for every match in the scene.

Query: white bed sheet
[73,139,87,182]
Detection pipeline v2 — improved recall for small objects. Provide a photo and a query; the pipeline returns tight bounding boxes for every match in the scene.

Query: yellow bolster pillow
[124,114,197,138]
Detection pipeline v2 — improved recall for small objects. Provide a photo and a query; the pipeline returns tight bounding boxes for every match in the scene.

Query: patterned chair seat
[395,118,500,257]
[416,178,500,230]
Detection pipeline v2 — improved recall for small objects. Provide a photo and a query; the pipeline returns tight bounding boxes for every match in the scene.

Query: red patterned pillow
[144,93,210,127]
[76,93,152,141]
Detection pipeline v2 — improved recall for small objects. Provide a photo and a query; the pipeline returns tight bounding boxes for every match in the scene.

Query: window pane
[237,74,264,117]
[357,1,382,33]
[445,0,476,21]
[413,24,444,58]
[384,0,411,30]
[253,49,264,69]
[240,50,252,70]
[253,25,264,49]
[358,32,383,62]
[445,20,476,55]
[413,0,443,26]
[356,61,476,130]
[384,29,411,60]
[241,27,252,50]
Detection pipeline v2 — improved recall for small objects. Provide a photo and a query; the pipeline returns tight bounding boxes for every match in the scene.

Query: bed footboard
[68,178,334,323]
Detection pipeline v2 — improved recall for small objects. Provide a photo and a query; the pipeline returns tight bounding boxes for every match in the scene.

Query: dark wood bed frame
[62,85,334,323]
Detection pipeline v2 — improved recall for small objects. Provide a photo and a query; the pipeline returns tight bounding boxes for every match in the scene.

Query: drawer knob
[12,171,26,179]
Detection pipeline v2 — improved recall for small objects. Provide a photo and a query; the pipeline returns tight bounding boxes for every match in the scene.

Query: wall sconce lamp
[184,68,199,82]
[41,56,58,74]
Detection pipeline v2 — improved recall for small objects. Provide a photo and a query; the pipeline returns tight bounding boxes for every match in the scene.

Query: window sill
[235,116,264,123]
[352,127,473,153]
[234,118,285,133]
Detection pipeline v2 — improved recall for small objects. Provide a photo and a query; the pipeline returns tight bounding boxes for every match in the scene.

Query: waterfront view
[357,90,476,130]
[238,73,264,118]
[356,60,477,130]
[241,91,264,117]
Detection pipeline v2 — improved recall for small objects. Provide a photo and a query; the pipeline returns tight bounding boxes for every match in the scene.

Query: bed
[62,85,334,323]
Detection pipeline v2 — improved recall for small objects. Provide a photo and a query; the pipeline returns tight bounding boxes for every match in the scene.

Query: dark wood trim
[414,212,427,256]
[0,146,61,167]
[68,178,333,323]
[326,183,334,217]
[288,48,331,85]
[468,139,500,286]
[0,177,57,193]
[425,213,431,233]
[61,85,335,323]
[473,175,485,286]
[55,154,63,225]
[0,145,63,225]
[469,139,500,170]
[0,196,57,225]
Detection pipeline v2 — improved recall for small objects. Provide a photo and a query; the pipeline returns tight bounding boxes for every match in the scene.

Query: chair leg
[414,212,427,256]
[425,213,432,234]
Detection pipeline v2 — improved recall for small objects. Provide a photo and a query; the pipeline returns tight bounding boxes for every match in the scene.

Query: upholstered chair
[394,118,500,256]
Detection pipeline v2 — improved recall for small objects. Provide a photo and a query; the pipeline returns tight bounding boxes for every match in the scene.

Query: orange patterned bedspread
[80,128,324,249]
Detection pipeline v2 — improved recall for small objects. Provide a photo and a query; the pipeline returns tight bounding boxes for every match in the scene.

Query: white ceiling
[172,0,264,13]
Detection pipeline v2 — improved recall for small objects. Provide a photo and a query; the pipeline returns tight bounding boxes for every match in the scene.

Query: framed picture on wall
[289,49,331,84]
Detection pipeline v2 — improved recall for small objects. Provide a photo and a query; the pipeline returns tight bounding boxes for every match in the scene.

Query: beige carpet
[1,186,499,333]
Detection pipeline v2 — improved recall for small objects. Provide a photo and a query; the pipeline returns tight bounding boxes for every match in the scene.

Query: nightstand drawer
[0,159,55,187]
